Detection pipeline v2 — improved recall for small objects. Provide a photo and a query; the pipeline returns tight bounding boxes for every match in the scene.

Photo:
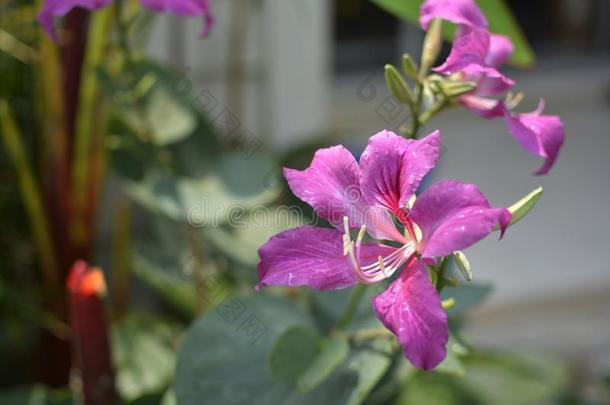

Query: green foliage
[175,294,394,405]
[112,313,182,401]
[268,325,322,384]
[371,0,535,67]
[0,385,72,405]
[296,336,349,393]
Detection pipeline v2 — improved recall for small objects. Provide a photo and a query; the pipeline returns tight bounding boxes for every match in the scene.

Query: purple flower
[503,100,564,175]
[420,0,565,174]
[257,130,511,370]
[38,0,213,41]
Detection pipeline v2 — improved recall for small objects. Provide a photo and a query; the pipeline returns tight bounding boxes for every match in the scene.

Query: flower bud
[452,251,472,281]
[495,186,544,231]
[384,64,413,106]
[440,81,477,98]
[401,54,418,80]
[420,18,443,79]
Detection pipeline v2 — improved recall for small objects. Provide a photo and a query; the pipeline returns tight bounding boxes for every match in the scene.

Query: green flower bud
[495,186,544,231]
[440,81,477,98]
[420,18,443,79]
[453,251,472,281]
[401,53,418,80]
[384,64,413,106]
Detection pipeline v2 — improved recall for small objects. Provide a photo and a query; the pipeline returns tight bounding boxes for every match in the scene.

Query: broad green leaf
[297,336,350,393]
[112,313,181,401]
[175,295,393,405]
[175,294,314,405]
[268,325,322,383]
[205,206,302,267]
[341,338,394,405]
[123,152,280,225]
[371,0,535,67]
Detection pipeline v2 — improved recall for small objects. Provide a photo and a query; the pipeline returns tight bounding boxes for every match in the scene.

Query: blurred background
[1,0,610,403]
[146,0,610,393]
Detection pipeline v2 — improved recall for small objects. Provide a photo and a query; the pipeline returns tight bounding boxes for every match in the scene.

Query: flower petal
[411,180,511,257]
[257,226,395,291]
[38,0,112,41]
[284,145,402,241]
[459,95,505,118]
[420,0,487,30]
[463,64,514,97]
[434,26,490,74]
[360,130,441,214]
[503,101,565,175]
[140,0,214,36]
[372,259,448,370]
[486,33,513,67]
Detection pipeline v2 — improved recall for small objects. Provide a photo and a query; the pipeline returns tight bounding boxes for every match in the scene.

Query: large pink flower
[257,130,510,370]
[420,0,565,175]
[38,0,213,41]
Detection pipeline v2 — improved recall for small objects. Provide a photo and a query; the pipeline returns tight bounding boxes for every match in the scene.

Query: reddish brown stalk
[68,261,120,405]
[38,8,93,387]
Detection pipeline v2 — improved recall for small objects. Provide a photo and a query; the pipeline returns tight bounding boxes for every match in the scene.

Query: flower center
[342,216,416,284]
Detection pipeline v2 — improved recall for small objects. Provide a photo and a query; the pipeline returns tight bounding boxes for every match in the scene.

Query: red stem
[68,261,120,405]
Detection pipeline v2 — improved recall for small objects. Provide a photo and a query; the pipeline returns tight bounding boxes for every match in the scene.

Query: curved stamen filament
[342,216,415,284]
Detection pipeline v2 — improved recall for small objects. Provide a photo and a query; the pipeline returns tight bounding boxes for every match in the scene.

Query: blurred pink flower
[420,0,565,174]
[38,0,213,41]
[257,130,510,370]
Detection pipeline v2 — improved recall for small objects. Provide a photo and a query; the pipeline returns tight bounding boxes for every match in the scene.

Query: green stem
[419,97,449,126]
[71,7,112,250]
[0,101,60,298]
[435,256,451,292]
[336,283,368,330]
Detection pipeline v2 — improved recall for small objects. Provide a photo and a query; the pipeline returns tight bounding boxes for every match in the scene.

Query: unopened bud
[420,18,443,79]
[495,186,544,231]
[440,81,477,97]
[384,64,413,106]
[401,54,418,80]
[452,251,472,281]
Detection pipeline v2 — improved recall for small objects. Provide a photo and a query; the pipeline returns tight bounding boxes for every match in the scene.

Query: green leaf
[461,350,569,405]
[205,206,302,267]
[0,385,72,405]
[131,253,199,317]
[123,152,280,225]
[268,325,322,384]
[371,0,535,67]
[175,295,393,405]
[342,338,394,405]
[112,313,181,401]
[297,336,350,393]
[436,336,468,377]
[146,86,196,146]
